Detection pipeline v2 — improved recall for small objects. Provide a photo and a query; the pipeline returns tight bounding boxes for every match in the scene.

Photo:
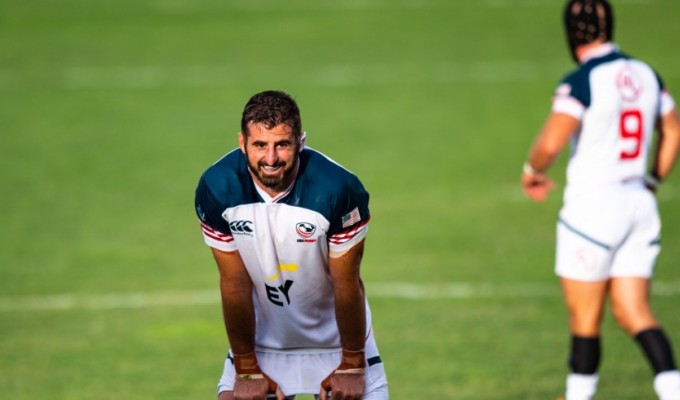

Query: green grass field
[2,0,680,398]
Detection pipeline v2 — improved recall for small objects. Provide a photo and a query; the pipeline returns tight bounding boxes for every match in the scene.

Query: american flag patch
[330,219,368,245]
[341,207,361,228]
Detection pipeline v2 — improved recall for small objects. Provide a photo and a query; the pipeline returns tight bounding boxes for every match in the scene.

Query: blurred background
[1,0,679,398]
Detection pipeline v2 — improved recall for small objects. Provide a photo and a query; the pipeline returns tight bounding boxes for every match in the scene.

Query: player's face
[239,122,300,196]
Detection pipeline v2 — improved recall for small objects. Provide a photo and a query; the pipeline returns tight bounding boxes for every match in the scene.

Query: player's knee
[566,305,604,336]
[610,298,633,329]
[611,303,657,335]
[569,336,601,374]
[568,316,602,337]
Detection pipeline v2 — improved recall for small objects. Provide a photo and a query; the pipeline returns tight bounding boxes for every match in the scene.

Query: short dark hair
[240,90,302,138]
[563,0,614,62]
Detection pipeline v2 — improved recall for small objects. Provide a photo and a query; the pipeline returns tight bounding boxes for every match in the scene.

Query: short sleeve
[551,74,587,120]
[195,174,237,252]
[660,89,676,117]
[327,175,370,253]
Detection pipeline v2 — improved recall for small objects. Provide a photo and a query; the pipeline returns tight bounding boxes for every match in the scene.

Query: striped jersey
[551,43,676,198]
[195,146,371,351]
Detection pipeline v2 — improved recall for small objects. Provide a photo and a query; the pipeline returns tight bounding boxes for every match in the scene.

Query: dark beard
[245,152,297,192]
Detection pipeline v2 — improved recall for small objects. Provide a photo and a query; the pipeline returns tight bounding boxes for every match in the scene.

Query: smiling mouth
[261,164,283,174]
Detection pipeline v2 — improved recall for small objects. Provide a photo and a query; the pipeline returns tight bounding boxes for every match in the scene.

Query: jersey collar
[251,161,299,203]
[579,42,619,64]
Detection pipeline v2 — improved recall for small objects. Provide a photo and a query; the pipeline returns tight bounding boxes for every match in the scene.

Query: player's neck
[576,41,615,64]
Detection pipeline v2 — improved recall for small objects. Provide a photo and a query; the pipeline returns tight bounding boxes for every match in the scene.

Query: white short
[555,184,661,281]
[217,337,388,398]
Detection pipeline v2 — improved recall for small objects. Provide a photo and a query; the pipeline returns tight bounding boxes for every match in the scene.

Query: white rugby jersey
[552,43,676,197]
[195,147,372,351]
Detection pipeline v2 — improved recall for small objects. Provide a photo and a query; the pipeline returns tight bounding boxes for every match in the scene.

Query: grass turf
[1,0,680,398]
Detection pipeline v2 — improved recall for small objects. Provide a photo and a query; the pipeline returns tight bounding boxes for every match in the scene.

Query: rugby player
[521,1,680,399]
[195,90,388,400]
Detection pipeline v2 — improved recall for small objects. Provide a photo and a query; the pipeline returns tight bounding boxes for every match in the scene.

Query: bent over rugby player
[195,90,388,400]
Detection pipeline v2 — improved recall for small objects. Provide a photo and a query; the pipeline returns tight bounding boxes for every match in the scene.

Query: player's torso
[197,147,371,350]
[216,149,366,350]
[224,201,332,304]
[225,201,342,349]
[566,55,661,193]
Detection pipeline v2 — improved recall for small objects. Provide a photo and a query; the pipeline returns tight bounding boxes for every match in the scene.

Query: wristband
[233,351,259,374]
[233,351,279,393]
[338,348,366,371]
[522,162,539,177]
[320,348,367,392]
[644,174,660,190]
[237,373,265,380]
[334,368,365,375]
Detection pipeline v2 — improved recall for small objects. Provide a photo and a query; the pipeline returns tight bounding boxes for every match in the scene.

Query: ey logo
[264,264,297,307]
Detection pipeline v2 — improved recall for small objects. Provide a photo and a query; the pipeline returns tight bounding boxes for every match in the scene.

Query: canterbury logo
[229,220,254,234]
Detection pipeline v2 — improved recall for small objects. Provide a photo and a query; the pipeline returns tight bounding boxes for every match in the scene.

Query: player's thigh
[555,220,614,281]
[556,189,637,281]
[609,277,658,334]
[560,277,609,336]
[610,192,660,278]
[361,382,389,400]
[363,362,388,400]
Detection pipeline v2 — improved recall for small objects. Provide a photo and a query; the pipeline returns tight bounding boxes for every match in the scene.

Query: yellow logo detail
[265,264,298,281]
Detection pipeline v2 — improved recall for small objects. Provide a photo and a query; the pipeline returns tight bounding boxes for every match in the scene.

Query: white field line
[150,0,653,13]
[0,61,565,90]
[0,290,218,312]
[3,55,678,90]
[1,281,679,312]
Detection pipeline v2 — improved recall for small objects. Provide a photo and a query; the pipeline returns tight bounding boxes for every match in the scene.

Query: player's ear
[298,131,306,153]
[238,132,246,154]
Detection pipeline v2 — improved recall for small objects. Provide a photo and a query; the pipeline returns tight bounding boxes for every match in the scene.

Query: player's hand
[232,352,285,400]
[319,349,366,400]
[233,374,285,400]
[521,172,556,202]
[319,371,365,400]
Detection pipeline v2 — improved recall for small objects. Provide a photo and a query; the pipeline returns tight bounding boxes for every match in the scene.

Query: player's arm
[212,247,256,355]
[211,248,284,400]
[328,239,367,353]
[320,240,367,400]
[649,107,680,190]
[521,112,580,202]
